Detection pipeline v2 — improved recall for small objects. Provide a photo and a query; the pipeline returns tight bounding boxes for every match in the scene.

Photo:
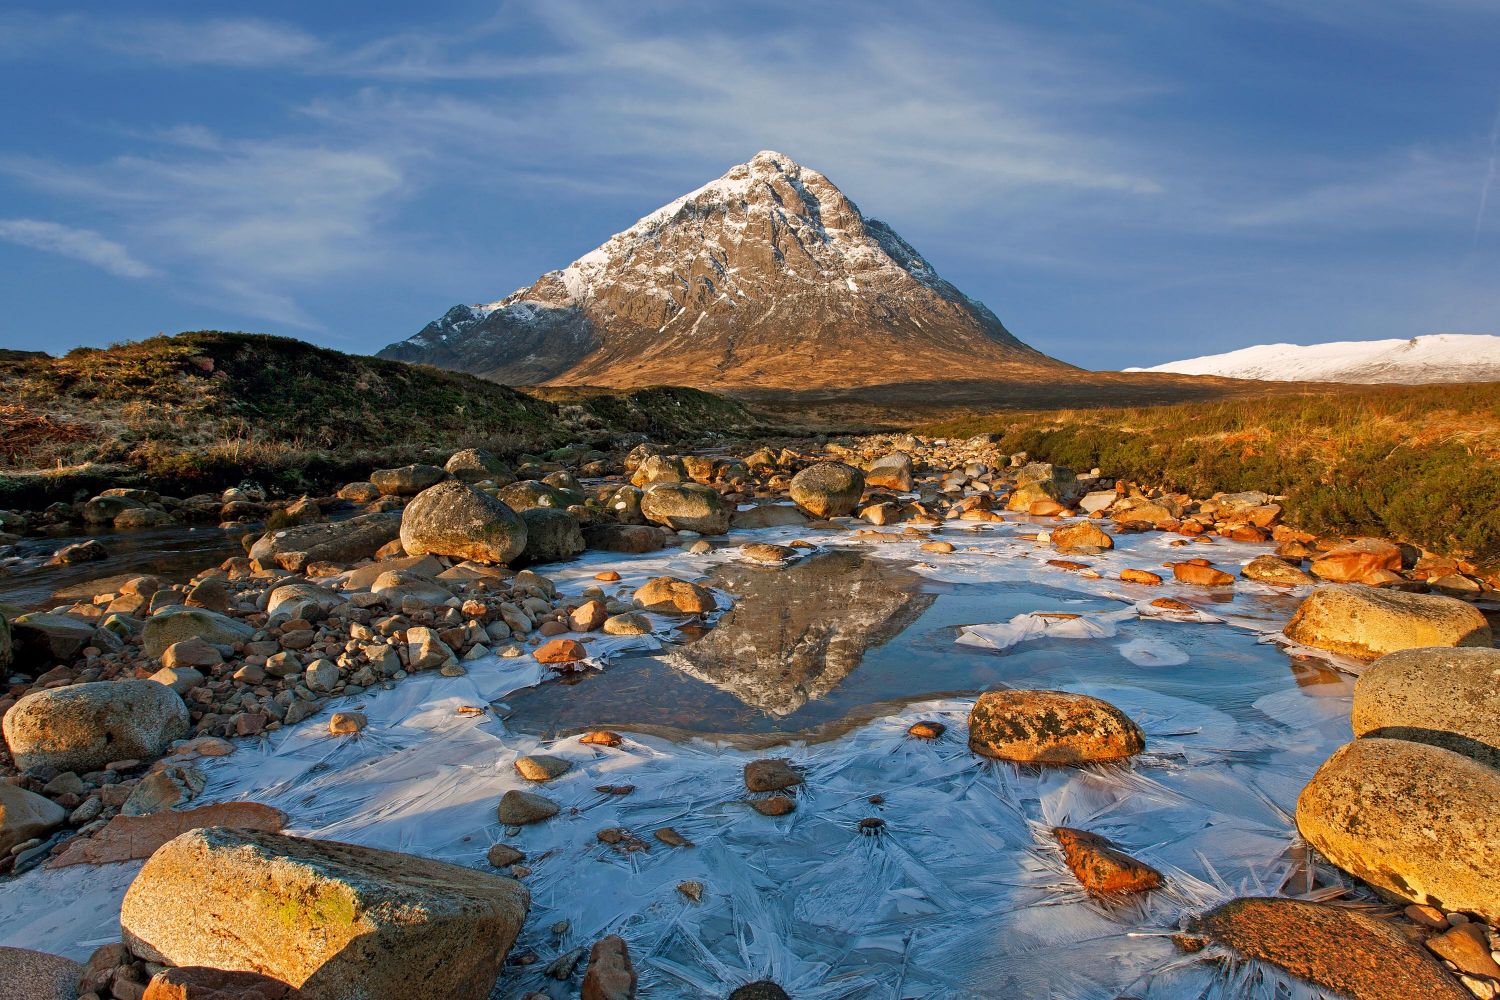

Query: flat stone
[514,755,571,782]
[967,689,1145,764]
[49,801,286,868]
[1179,897,1468,1000]
[497,790,559,825]
[750,795,796,816]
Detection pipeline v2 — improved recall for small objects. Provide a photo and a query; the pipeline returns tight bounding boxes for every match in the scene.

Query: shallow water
[0,523,248,611]
[0,517,1371,999]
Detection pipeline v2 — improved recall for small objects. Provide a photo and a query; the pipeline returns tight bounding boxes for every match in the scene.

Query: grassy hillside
[0,331,757,504]
[920,382,1500,563]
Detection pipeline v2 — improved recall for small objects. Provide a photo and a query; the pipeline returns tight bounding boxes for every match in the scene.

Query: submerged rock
[1295,738,1500,923]
[967,689,1145,764]
[744,758,802,792]
[1284,586,1491,660]
[121,827,529,1000]
[1351,646,1500,767]
[1179,897,1467,1000]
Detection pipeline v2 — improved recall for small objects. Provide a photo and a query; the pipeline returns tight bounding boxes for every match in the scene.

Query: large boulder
[0,782,67,853]
[145,966,307,999]
[518,508,585,563]
[1296,738,1500,924]
[9,612,96,669]
[1351,647,1500,768]
[630,454,688,487]
[249,513,402,571]
[967,689,1144,764]
[864,452,914,492]
[370,464,448,497]
[1180,897,1468,1000]
[121,827,529,1000]
[496,480,574,512]
[789,462,865,518]
[444,448,512,485]
[0,947,84,1000]
[1050,521,1113,554]
[639,483,729,534]
[1284,586,1491,660]
[400,481,527,565]
[4,680,189,772]
[143,607,254,658]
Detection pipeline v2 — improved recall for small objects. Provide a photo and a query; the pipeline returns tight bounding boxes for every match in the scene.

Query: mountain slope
[379,150,1073,390]
[1128,334,1500,384]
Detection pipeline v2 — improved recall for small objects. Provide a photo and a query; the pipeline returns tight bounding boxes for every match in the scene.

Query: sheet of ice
[0,517,1369,999]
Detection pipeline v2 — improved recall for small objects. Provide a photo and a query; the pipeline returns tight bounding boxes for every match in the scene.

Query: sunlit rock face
[666,550,934,716]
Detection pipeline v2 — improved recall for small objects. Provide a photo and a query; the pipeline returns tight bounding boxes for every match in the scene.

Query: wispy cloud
[0,218,156,278]
[0,12,319,67]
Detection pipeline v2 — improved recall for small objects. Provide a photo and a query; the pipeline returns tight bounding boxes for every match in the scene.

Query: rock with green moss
[121,827,529,1000]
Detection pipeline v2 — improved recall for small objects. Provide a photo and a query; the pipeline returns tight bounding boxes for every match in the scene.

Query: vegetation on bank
[919,382,1500,563]
[0,331,758,505]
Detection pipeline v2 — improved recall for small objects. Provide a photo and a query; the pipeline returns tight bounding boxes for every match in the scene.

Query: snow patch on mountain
[1128,334,1500,384]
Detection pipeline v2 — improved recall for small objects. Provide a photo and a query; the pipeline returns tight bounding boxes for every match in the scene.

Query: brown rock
[580,730,623,747]
[967,689,1145,764]
[1426,922,1500,980]
[1180,897,1468,1000]
[50,802,287,868]
[1310,538,1403,584]
[744,758,803,792]
[486,843,524,868]
[144,966,306,1000]
[1241,554,1316,587]
[580,935,635,1000]
[632,577,716,615]
[750,795,796,816]
[920,540,955,554]
[497,790,560,825]
[0,782,66,854]
[1170,561,1235,587]
[569,600,609,632]
[1052,827,1161,894]
[907,721,946,739]
[327,712,366,736]
[534,639,586,664]
[514,755,571,782]
[1050,521,1113,554]
[1119,568,1162,586]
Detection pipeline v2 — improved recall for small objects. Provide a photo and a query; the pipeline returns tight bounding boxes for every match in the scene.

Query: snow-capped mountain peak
[379,151,1065,388]
[1128,333,1500,384]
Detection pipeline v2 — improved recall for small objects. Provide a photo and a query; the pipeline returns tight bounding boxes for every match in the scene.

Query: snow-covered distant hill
[1127,334,1500,384]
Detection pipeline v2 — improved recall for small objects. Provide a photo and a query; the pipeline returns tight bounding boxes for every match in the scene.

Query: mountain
[1128,334,1500,385]
[379,150,1073,392]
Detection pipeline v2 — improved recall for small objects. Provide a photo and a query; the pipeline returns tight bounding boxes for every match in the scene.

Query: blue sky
[1,1,1497,369]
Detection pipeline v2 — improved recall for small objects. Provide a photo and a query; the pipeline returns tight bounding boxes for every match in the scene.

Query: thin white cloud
[0,218,156,278]
[0,12,319,67]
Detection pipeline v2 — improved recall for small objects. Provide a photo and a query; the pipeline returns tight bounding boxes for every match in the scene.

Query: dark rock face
[667,550,933,715]
[378,151,1068,390]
